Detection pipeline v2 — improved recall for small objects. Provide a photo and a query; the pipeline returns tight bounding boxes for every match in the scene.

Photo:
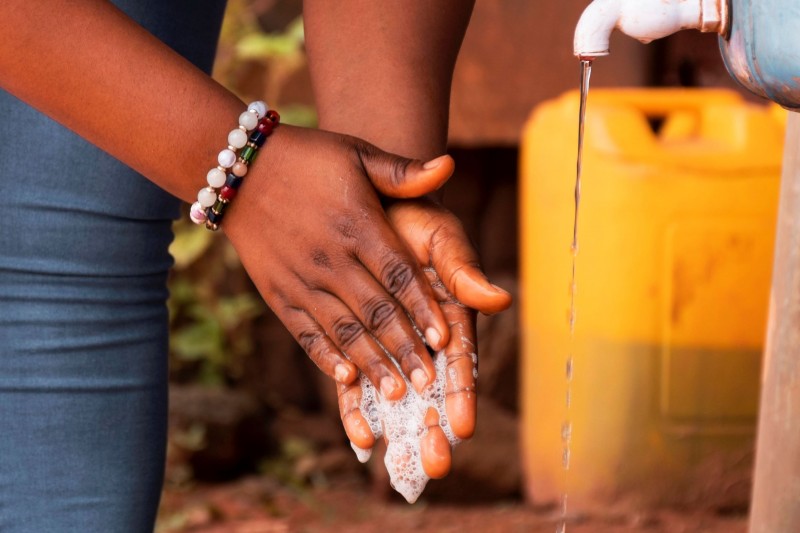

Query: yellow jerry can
[519,88,785,510]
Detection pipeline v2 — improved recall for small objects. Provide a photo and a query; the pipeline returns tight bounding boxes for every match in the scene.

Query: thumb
[429,230,513,315]
[390,202,513,315]
[357,142,455,198]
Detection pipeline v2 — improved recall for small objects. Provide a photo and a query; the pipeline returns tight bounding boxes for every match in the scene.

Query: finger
[355,141,455,198]
[279,305,358,384]
[389,202,512,315]
[425,269,479,440]
[420,407,452,479]
[338,380,375,450]
[442,303,478,439]
[333,265,437,393]
[444,305,478,439]
[353,221,450,352]
[308,289,408,401]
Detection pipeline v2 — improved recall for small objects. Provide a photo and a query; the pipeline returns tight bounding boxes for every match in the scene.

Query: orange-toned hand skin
[0,0,469,401]
[337,202,512,451]
[421,407,452,479]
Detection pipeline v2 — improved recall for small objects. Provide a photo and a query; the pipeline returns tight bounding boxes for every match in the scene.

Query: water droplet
[561,421,572,443]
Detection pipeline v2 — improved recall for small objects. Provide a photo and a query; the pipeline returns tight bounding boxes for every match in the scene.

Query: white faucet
[574,0,729,59]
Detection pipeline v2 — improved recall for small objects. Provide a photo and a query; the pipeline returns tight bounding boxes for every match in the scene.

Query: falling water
[557,58,593,533]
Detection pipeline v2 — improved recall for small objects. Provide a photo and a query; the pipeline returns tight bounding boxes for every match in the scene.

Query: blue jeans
[0,1,227,530]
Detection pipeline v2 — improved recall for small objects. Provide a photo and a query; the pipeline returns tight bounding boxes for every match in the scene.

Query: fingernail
[411,368,429,393]
[425,327,442,350]
[423,155,445,170]
[380,376,398,398]
[491,283,510,294]
[334,364,350,383]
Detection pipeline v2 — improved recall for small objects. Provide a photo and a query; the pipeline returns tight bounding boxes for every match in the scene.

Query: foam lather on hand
[351,351,461,503]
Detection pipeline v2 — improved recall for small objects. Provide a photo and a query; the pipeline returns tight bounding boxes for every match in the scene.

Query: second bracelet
[189,100,281,231]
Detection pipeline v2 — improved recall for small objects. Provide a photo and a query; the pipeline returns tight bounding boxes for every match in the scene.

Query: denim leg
[0,272,170,532]
[0,0,228,530]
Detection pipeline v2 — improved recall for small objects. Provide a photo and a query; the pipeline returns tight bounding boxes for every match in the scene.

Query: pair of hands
[223,124,511,474]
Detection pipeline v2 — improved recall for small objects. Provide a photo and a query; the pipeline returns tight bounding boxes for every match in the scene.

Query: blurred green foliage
[168,1,315,386]
[168,217,265,386]
[214,0,316,127]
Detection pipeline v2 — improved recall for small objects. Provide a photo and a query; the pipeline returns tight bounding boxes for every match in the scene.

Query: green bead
[241,145,256,163]
[212,199,226,213]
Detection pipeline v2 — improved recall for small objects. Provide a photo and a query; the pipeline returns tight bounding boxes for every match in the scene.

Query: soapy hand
[336,199,512,482]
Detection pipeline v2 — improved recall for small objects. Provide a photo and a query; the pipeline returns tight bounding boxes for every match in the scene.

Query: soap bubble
[353,350,461,503]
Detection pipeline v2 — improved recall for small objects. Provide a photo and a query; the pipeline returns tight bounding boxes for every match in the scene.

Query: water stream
[557,58,593,533]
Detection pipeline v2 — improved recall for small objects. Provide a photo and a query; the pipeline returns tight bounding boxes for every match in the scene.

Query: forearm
[304,0,474,161]
[0,0,241,203]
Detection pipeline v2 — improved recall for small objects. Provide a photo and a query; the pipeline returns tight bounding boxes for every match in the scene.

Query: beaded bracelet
[189,101,280,231]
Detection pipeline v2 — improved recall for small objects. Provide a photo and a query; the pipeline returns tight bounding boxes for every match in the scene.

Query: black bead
[226,174,244,189]
[207,208,225,224]
[248,130,267,147]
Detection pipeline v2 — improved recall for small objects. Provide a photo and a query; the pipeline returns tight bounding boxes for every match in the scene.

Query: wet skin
[336,199,512,477]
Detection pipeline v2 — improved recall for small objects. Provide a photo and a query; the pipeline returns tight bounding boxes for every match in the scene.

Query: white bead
[239,111,258,130]
[218,148,236,168]
[189,202,207,224]
[206,167,226,188]
[248,101,268,119]
[198,187,217,208]
[227,128,248,149]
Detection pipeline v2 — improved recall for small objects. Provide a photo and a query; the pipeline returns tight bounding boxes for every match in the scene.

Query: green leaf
[218,294,265,328]
[171,321,223,361]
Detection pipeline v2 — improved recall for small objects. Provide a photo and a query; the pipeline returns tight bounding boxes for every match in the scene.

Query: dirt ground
[157,476,748,533]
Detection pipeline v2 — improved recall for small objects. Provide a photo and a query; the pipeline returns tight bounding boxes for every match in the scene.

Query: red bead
[257,119,274,135]
[220,186,237,201]
[266,109,280,124]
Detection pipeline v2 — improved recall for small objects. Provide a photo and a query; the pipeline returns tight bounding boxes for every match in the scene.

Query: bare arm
[0,0,238,202]
[0,0,462,401]
[305,0,473,160]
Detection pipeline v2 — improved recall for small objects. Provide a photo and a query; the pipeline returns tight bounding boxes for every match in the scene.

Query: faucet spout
[574,0,728,59]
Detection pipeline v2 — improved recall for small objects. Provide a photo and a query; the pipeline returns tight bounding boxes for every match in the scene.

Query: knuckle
[340,405,362,420]
[331,316,365,348]
[447,262,482,291]
[394,341,417,361]
[388,157,411,186]
[380,256,415,296]
[297,329,326,359]
[362,296,399,333]
[334,214,361,241]
[311,247,333,270]
[446,351,476,366]
[350,140,376,167]
[365,359,389,379]
[428,225,454,253]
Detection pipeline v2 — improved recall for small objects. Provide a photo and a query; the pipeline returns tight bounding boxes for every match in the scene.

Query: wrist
[188,101,281,231]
